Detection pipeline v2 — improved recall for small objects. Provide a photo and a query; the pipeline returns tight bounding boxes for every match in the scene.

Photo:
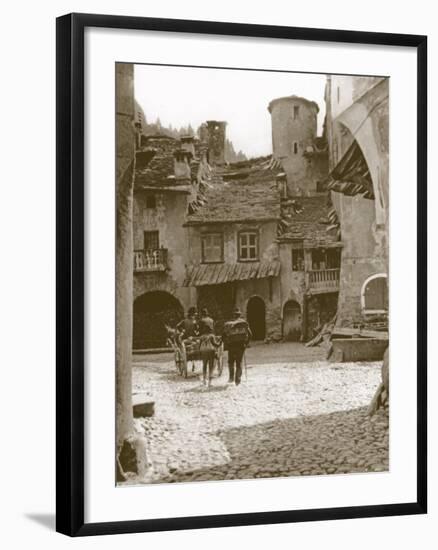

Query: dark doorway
[283,300,301,341]
[246,296,266,341]
[197,283,235,334]
[133,291,183,349]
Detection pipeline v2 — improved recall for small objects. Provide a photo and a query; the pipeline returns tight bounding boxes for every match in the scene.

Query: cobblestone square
[128,343,389,484]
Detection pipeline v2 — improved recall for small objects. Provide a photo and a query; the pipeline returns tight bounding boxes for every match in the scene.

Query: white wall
[0,1,435,548]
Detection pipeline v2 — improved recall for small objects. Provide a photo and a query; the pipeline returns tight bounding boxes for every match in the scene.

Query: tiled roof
[183,259,280,287]
[186,158,282,224]
[278,196,341,246]
[134,135,180,189]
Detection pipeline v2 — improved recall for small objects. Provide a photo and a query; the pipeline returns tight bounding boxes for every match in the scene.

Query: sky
[134,64,327,159]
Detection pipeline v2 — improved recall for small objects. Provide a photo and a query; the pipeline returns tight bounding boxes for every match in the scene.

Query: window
[292,247,304,271]
[293,105,300,120]
[337,86,340,103]
[144,230,159,250]
[293,141,299,155]
[326,248,341,269]
[311,249,326,270]
[146,195,156,209]
[202,233,223,263]
[239,231,258,261]
[361,274,388,314]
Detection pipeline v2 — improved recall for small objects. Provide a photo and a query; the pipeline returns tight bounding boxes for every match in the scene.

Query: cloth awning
[183,259,280,287]
[327,140,374,199]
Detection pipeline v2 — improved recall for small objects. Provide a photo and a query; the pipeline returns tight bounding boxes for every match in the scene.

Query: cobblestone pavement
[129,347,388,484]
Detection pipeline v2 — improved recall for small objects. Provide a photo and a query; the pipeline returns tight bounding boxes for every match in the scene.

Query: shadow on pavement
[156,406,388,484]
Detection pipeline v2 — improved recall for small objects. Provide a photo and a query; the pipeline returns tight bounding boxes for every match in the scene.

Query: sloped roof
[186,158,282,224]
[183,259,280,287]
[327,139,374,199]
[134,135,180,189]
[186,179,280,224]
[278,196,341,246]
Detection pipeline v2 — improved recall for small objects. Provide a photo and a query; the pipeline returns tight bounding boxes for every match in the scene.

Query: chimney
[180,135,196,157]
[206,120,226,165]
[276,172,288,199]
[174,150,192,181]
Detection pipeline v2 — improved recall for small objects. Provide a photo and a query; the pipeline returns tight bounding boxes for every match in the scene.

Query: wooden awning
[327,140,374,199]
[183,259,280,287]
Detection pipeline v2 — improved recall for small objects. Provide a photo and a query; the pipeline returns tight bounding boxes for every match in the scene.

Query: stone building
[183,157,283,340]
[268,94,341,340]
[132,133,205,349]
[132,92,345,348]
[268,95,328,196]
[324,76,389,328]
[277,191,342,341]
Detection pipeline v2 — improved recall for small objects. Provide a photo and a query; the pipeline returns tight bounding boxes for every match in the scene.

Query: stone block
[331,338,388,362]
[132,394,155,418]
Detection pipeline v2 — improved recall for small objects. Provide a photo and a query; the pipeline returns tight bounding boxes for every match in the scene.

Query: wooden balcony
[306,268,340,293]
[134,248,168,273]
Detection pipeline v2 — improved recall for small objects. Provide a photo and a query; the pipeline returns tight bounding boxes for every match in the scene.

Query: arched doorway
[133,291,183,349]
[246,296,266,341]
[283,300,301,341]
[361,273,388,314]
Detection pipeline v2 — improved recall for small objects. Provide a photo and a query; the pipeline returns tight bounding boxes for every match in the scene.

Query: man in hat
[199,307,215,335]
[222,307,251,386]
[176,306,199,339]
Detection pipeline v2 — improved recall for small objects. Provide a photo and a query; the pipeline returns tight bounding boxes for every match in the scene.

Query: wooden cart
[167,330,224,378]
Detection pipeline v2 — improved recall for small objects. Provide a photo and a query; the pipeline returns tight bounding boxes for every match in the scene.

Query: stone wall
[325,77,389,327]
[269,96,322,195]
[133,190,193,311]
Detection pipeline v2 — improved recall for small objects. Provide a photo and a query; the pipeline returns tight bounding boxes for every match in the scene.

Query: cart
[167,329,224,378]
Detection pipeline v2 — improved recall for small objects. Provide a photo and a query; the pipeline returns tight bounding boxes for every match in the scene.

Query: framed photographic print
[56,13,427,536]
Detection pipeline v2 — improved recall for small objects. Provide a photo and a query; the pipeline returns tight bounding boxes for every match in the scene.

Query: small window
[293,105,300,120]
[293,141,299,155]
[144,230,159,250]
[316,180,326,193]
[311,249,326,270]
[337,86,340,103]
[326,248,341,269]
[146,195,156,209]
[292,248,304,271]
[202,233,223,263]
[239,231,258,261]
[361,274,388,314]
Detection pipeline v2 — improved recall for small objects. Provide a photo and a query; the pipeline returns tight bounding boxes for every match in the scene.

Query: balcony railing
[307,268,340,292]
[134,248,168,273]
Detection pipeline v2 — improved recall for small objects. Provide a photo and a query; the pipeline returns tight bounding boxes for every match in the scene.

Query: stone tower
[206,120,227,165]
[268,96,319,195]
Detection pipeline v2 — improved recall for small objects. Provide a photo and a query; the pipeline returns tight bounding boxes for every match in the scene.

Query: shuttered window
[239,231,258,261]
[202,233,223,263]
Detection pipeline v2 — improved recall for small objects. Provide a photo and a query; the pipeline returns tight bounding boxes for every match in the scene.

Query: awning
[183,259,280,287]
[327,140,374,199]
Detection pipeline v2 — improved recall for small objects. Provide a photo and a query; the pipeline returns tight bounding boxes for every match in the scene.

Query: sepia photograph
[115,62,389,486]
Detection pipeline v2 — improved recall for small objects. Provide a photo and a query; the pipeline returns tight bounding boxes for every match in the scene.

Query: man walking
[222,308,251,386]
[199,308,214,335]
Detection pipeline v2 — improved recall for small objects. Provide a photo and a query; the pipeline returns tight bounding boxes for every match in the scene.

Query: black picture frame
[56,12,427,537]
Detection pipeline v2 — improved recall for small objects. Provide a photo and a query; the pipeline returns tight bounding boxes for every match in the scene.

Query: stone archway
[133,291,184,349]
[283,300,302,341]
[246,296,266,341]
